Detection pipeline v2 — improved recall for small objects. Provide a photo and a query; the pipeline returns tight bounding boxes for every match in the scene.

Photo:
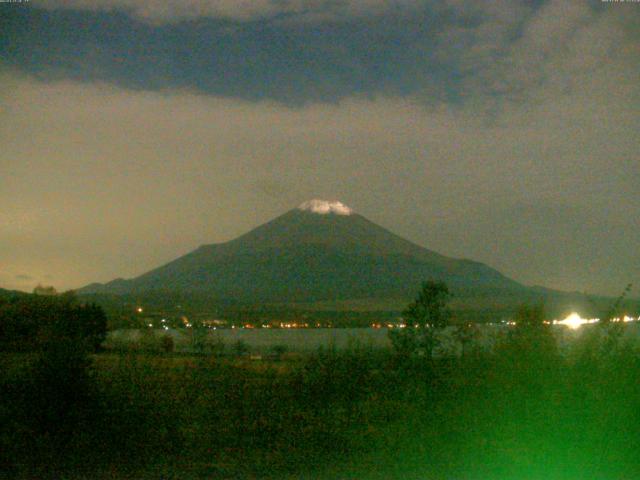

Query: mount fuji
[80,200,525,303]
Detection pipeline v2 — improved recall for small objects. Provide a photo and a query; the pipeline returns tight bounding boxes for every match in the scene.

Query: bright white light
[298,199,353,215]
[136,307,143,313]
[555,312,598,330]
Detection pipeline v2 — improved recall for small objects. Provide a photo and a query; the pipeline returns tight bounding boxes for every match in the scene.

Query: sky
[1,0,638,297]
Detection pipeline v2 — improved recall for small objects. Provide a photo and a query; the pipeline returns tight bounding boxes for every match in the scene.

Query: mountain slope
[80,200,523,301]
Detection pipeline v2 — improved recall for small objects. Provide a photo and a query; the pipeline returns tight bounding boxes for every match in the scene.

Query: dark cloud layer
[1,1,544,104]
[0,0,638,296]
[2,7,441,103]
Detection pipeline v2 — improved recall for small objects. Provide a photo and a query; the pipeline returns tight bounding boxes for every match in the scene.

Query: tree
[33,284,58,296]
[5,292,106,449]
[454,322,480,357]
[506,303,557,359]
[0,291,107,352]
[48,293,107,352]
[403,280,452,329]
[584,283,634,357]
[190,321,207,354]
[161,334,175,353]
[74,302,108,352]
[514,303,545,328]
[601,283,633,324]
[389,280,452,358]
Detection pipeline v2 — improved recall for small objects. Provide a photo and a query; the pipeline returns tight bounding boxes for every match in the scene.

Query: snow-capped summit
[298,199,353,215]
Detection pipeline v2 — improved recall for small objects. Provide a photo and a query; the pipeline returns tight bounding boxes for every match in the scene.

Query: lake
[106,322,640,355]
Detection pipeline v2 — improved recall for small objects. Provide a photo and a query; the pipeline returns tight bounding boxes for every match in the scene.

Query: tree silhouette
[0,291,107,352]
[390,280,452,358]
[505,303,558,361]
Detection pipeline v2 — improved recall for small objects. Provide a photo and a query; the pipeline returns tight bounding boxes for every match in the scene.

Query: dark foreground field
[2,327,640,480]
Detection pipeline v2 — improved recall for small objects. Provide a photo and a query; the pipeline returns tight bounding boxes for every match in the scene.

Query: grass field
[2,326,640,479]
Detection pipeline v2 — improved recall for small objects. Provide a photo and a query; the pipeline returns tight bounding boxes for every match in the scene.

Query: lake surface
[107,322,640,355]
[109,327,392,353]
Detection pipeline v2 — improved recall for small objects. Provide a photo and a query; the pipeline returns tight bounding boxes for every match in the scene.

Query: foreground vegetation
[2,324,640,479]
[2,286,639,479]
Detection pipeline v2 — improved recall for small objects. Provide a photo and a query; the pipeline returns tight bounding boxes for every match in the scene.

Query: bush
[161,334,175,353]
[233,339,249,356]
[271,344,288,360]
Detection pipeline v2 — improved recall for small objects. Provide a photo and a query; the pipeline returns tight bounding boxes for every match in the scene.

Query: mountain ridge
[79,202,523,301]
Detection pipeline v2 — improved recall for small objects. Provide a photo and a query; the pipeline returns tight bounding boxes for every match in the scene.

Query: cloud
[7,1,635,108]
[36,0,426,23]
[453,0,640,110]
[15,274,34,281]
[3,3,448,103]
